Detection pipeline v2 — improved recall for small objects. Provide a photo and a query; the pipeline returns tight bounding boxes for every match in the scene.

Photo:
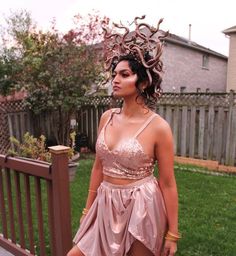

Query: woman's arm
[155,119,179,255]
[83,110,112,210]
[84,155,103,209]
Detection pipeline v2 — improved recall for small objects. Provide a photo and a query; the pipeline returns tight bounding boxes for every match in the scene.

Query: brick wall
[162,43,227,92]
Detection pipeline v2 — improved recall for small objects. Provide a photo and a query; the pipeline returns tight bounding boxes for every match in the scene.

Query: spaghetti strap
[103,109,117,129]
[134,113,157,138]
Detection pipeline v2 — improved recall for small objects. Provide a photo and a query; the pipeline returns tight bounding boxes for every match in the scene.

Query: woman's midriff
[103,174,147,185]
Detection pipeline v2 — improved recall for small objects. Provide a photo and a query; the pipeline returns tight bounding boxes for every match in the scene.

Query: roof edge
[165,36,228,59]
[223,26,236,35]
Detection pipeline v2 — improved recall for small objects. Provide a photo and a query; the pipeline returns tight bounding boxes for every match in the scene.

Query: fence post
[49,145,72,256]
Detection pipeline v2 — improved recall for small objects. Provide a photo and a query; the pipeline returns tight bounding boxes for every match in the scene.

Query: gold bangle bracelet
[165,236,178,242]
[88,189,97,194]
[165,231,182,242]
[167,231,182,239]
[82,208,89,215]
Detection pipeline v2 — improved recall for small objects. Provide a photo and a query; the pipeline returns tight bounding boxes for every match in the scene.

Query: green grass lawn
[70,154,236,256]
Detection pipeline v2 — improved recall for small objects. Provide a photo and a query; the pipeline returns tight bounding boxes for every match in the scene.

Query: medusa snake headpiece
[102,15,169,89]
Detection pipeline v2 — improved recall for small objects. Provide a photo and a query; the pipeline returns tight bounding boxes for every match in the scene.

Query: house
[162,33,228,92]
[223,26,236,92]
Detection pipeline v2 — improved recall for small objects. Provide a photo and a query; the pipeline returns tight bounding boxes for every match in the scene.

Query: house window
[180,86,186,93]
[202,54,209,69]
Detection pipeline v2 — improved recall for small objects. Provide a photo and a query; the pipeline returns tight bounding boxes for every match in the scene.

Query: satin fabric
[73,175,167,256]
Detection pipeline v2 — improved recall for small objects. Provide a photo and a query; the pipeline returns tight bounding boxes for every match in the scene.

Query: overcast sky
[0,0,235,56]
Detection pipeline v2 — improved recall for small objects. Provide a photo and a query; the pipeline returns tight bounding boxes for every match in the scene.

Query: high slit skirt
[73,175,167,256]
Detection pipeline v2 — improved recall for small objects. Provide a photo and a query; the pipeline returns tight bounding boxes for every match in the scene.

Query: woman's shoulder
[101,108,119,118]
[99,108,120,126]
[152,112,172,134]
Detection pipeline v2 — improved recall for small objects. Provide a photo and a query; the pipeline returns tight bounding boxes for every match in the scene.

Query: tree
[0,10,34,95]
[1,10,109,145]
[0,54,17,95]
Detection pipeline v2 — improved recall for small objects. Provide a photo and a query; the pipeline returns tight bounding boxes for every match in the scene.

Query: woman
[67,16,180,256]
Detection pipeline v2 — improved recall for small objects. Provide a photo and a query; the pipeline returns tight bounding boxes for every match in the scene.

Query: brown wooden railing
[0,146,72,256]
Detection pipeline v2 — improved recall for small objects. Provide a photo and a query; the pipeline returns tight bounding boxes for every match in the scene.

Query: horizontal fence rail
[0,146,72,256]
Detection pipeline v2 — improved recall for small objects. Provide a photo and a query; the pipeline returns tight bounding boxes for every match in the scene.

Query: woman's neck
[121,99,149,118]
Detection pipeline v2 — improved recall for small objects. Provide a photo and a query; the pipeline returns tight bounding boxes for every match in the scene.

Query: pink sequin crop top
[96,111,157,179]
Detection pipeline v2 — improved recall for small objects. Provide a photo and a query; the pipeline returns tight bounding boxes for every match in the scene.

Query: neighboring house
[162,33,228,92]
[223,26,236,92]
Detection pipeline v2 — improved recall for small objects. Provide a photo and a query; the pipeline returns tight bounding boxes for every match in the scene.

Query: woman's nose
[112,74,119,84]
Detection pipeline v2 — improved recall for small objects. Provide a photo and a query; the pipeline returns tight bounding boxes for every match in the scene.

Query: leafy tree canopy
[0,10,109,113]
[0,9,110,145]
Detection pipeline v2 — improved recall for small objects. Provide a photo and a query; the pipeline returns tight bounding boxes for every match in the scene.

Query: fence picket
[198,106,205,159]
[229,106,236,165]
[207,105,214,159]
[216,107,224,162]
[225,108,232,165]
[157,105,164,117]
[173,107,179,155]
[181,106,188,156]
[189,106,196,157]
[165,106,172,126]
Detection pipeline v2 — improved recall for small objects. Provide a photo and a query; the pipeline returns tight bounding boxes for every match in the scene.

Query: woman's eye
[112,71,131,79]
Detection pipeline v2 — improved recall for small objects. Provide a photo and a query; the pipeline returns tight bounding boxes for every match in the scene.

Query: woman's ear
[140,81,148,91]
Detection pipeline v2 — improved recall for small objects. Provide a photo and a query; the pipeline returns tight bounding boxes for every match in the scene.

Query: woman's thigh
[128,240,154,256]
[67,245,85,256]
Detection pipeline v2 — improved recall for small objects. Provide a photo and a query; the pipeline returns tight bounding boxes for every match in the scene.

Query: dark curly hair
[111,53,163,109]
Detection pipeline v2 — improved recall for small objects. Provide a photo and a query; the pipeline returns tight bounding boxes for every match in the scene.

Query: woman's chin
[112,92,122,98]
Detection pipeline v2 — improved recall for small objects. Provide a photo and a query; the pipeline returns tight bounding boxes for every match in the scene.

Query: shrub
[8,132,75,162]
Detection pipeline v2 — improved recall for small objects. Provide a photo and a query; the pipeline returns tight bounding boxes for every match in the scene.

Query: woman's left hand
[161,240,177,256]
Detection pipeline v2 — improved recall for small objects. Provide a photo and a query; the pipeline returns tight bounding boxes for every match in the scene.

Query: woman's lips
[113,86,121,91]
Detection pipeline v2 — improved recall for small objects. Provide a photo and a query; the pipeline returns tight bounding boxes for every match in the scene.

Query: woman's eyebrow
[114,69,132,73]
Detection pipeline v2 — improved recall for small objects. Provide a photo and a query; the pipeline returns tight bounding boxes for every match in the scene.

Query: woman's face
[112,60,138,98]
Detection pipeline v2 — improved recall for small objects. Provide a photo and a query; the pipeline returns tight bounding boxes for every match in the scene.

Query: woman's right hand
[161,240,177,256]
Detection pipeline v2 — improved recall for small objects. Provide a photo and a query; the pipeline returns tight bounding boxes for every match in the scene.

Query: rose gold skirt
[73,175,167,256]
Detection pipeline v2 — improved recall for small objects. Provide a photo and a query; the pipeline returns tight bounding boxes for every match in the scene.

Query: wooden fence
[0,100,32,155]
[1,92,236,166]
[77,93,236,166]
[0,146,72,256]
